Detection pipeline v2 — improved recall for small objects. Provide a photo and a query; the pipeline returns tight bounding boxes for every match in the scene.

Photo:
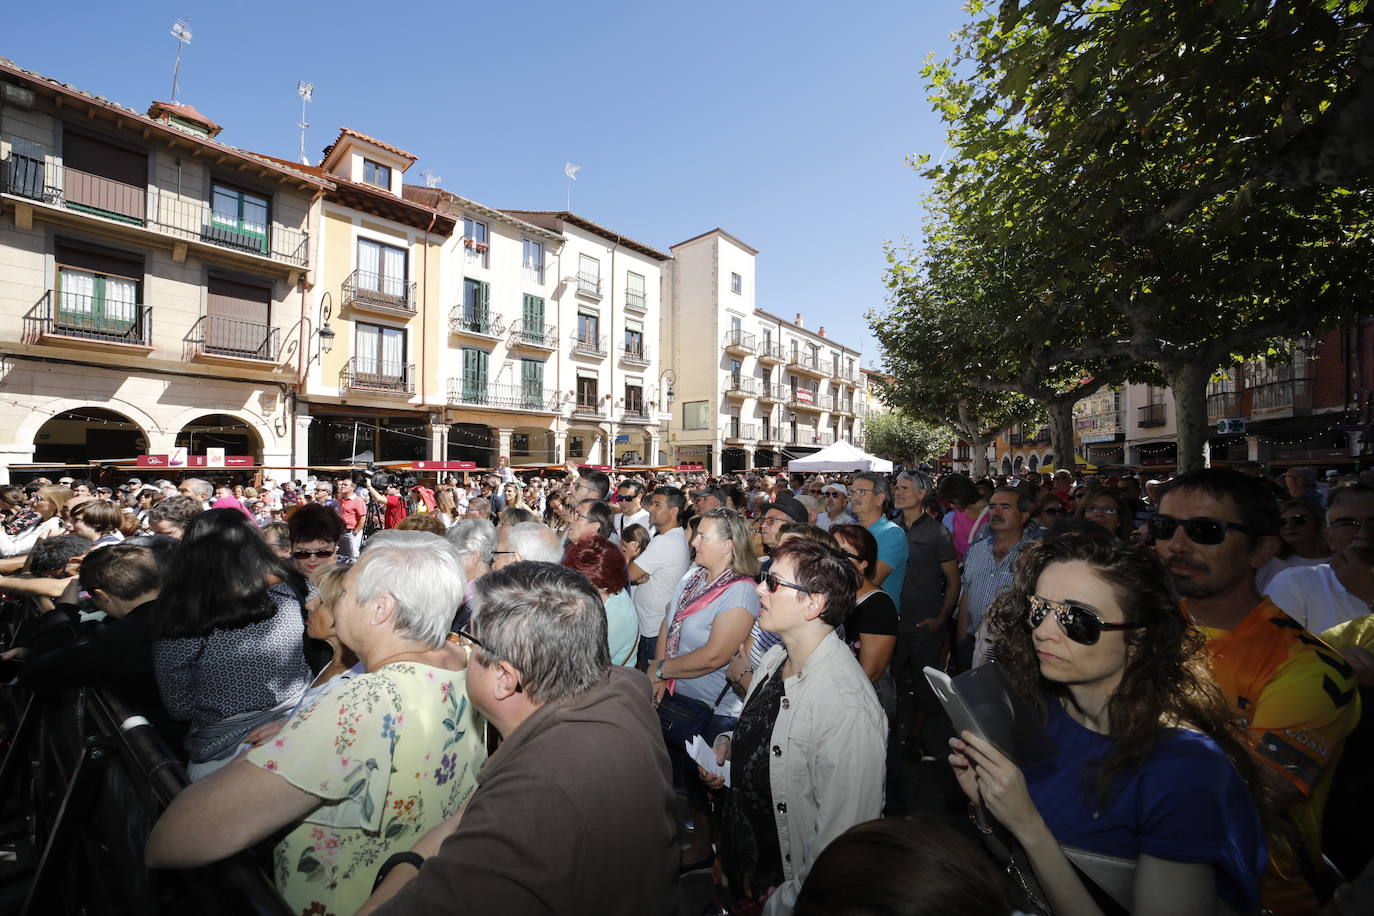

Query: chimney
[146,100,223,139]
[795,313,804,328]
[818,326,827,338]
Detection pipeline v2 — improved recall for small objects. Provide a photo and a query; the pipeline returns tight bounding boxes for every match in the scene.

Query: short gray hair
[182,477,213,500]
[852,472,891,507]
[352,531,466,649]
[507,521,563,563]
[446,518,497,566]
[471,561,610,703]
[993,485,1034,513]
[897,469,931,492]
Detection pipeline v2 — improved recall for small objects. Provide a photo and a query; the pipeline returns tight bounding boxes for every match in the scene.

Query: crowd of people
[1,457,1372,915]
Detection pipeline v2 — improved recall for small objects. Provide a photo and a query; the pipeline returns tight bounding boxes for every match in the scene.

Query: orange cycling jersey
[1197,597,1360,915]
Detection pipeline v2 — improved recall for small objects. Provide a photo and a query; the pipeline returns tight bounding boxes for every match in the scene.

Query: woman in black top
[830,524,898,683]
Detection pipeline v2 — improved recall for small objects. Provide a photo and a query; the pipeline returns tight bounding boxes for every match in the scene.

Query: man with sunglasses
[360,562,679,915]
[815,483,858,531]
[1154,468,1359,915]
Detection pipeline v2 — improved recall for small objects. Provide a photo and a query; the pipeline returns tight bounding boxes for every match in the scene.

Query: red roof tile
[321,128,419,165]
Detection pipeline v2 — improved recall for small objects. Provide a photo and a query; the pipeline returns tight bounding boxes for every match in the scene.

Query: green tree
[864,410,958,466]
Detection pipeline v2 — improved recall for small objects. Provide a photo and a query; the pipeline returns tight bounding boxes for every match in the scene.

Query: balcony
[186,314,279,362]
[1250,378,1313,415]
[724,423,757,445]
[835,399,855,416]
[341,358,414,396]
[723,329,757,355]
[625,288,647,313]
[788,429,819,447]
[570,398,607,419]
[789,353,827,378]
[758,429,782,446]
[621,404,655,424]
[854,401,869,418]
[829,365,857,385]
[758,344,786,365]
[2,149,309,267]
[343,268,416,317]
[570,331,608,359]
[23,290,152,348]
[449,305,507,340]
[575,272,602,299]
[1009,433,1023,445]
[724,375,758,398]
[508,318,558,351]
[789,390,830,412]
[759,384,787,404]
[816,433,835,447]
[1036,428,1052,445]
[620,341,651,368]
[446,380,559,413]
[1207,392,1241,422]
[1137,403,1167,428]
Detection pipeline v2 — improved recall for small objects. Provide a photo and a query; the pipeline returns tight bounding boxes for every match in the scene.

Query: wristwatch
[373,850,425,890]
[655,659,666,680]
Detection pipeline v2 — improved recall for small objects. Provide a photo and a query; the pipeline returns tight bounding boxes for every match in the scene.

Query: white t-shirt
[631,527,691,637]
[1255,553,1330,593]
[612,507,651,545]
[1264,563,1369,635]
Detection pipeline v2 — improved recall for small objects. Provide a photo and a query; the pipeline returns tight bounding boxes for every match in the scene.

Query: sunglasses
[1149,513,1253,545]
[761,572,812,594]
[1279,515,1310,528]
[292,548,336,559]
[457,628,523,692]
[1026,595,1147,646]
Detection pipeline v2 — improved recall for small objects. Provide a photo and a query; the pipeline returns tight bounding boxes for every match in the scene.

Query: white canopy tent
[786,440,893,473]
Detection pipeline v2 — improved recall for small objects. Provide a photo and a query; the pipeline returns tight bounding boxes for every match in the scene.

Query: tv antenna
[421,169,441,188]
[169,19,192,103]
[297,81,314,165]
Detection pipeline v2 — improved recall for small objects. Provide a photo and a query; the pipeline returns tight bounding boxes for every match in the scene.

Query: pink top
[951,506,989,562]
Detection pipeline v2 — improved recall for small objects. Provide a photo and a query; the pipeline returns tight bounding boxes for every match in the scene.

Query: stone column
[292,414,314,477]
[0,445,35,484]
[428,422,449,462]
[497,428,514,465]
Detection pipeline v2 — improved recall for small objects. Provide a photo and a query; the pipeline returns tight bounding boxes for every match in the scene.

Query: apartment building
[661,229,864,474]
[0,58,322,480]
[501,210,669,468]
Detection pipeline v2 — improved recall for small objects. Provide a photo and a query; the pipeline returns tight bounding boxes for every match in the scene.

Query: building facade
[661,229,864,474]
[0,58,322,481]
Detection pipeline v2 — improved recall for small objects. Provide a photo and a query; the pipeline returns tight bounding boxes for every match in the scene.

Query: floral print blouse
[246,662,484,916]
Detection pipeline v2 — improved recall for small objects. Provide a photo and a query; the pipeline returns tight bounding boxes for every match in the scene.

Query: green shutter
[521,359,544,409]
[479,281,491,325]
[523,294,544,329]
[462,348,489,403]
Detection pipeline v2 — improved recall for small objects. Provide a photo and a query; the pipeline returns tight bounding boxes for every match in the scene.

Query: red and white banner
[412,461,478,470]
[137,455,254,468]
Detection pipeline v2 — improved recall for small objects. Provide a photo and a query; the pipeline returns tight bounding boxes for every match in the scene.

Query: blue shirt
[867,516,908,605]
[960,527,1041,632]
[1027,700,1266,914]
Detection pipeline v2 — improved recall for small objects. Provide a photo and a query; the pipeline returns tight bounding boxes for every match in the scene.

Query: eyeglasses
[457,628,522,692]
[1084,505,1119,516]
[839,549,863,562]
[1279,515,1310,528]
[761,572,812,594]
[292,548,336,559]
[1328,517,1374,532]
[824,493,845,499]
[1149,513,1253,545]
[849,488,875,497]
[1026,595,1147,646]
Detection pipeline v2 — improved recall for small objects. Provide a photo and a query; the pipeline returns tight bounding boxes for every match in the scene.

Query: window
[569,436,584,459]
[461,347,490,402]
[56,265,139,336]
[730,272,742,294]
[762,329,773,349]
[523,238,544,283]
[578,254,601,296]
[730,414,741,438]
[209,184,269,253]
[791,340,799,362]
[762,416,772,440]
[356,238,407,298]
[513,433,530,454]
[363,159,391,189]
[626,271,646,309]
[463,218,488,267]
[520,358,545,408]
[684,401,710,430]
[206,276,272,357]
[355,322,405,379]
[577,312,600,345]
[61,131,147,221]
[576,375,599,409]
[463,278,492,333]
[624,323,645,358]
[762,367,772,388]
[521,294,546,338]
[625,383,644,415]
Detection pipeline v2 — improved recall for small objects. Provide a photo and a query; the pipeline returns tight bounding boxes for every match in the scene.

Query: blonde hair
[699,508,761,579]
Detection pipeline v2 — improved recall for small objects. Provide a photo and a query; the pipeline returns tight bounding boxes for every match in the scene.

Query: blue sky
[7,1,970,364]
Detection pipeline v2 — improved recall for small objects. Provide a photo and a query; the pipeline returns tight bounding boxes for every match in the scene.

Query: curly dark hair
[987,533,1260,809]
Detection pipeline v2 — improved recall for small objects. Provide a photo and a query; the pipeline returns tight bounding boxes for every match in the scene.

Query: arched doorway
[1027,454,1039,472]
[721,447,748,473]
[1013,455,1024,473]
[448,423,496,467]
[1000,456,1013,475]
[175,413,263,461]
[33,407,148,464]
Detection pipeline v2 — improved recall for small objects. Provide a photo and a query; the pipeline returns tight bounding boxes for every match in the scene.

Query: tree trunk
[1166,360,1213,473]
[970,434,992,478]
[1046,398,1077,472]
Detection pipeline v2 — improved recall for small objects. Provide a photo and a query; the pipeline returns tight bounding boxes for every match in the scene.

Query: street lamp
[316,292,336,355]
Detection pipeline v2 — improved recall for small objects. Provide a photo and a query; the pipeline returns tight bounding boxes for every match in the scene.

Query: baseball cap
[766,495,810,524]
[821,483,848,496]
[692,485,727,504]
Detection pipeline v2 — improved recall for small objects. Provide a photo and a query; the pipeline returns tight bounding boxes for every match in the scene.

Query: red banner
[412,461,478,470]
[675,464,706,471]
[137,455,253,468]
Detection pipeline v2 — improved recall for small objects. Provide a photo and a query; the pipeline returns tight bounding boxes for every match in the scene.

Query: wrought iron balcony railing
[343,268,416,315]
[725,375,758,397]
[621,404,654,422]
[1137,403,1167,428]
[788,390,831,411]
[625,288,647,311]
[186,314,278,361]
[450,305,506,338]
[725,423,757,442]
[446,380,560,412]
[620,342,651,365]
[341,358,414,395]
[789,352,825,375]
[570,332,608,358]
[723,329,757,353]
[23,290,152,346]
[576,272,602,298]
[759,384,787,402]
[571,398,606,418]
[758,344,787,364]
[508,318,558,349]
[1250,379,1313,413]
[1207,392,1241,422]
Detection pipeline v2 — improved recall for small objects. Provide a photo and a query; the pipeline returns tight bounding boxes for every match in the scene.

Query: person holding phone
[948,535,1266,916]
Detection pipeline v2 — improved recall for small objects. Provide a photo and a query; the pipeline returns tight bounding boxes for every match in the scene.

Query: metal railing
[1137,403,1167,427]
[790,352,825,374]
[723,329,757,352]
[855,402,870,418]
[570,331,608,357]
[1036,428,1052,444]
[1009,433,1024,445]
[725,423,757,442]
[571,398,606,417]
[1250,378,1313,413]
[2,149,309,266]
[1207,392,1240,421]
[508,318,558,349]
[446,379,560,412]
[450,305,507,337]
[817,432,835,446]
[758,344,787,363]
[186,314,279,361]
[341,358,414,394]
[625,288,646,311]
[576,272,602,298]
[725,375,758,396]
[759,384,787,401]
[23,290,152,346]
[343,268,416,314]
[622,403,654,422]
[620,341,651,365]
[759,427,780,443]
[789,390,831,410]
[524,263,546,285]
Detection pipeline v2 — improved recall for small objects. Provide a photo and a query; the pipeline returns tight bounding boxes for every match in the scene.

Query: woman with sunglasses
[702,537,886,915]
[0,485,71,557]
[1074,486,1133,541]
[948,535,1266,916]
[287,503,345,581]
[828,524,898,690]
[1255,499,1330,592]
[1031,493,1067,532]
